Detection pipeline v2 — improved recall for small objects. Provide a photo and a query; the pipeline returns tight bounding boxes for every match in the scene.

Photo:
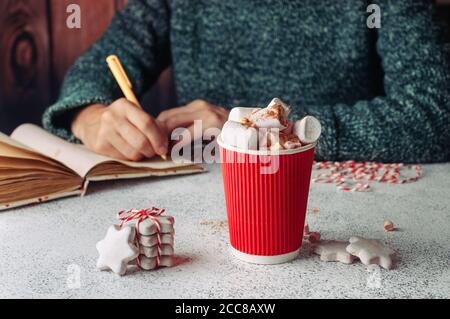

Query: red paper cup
[218,135,315,264]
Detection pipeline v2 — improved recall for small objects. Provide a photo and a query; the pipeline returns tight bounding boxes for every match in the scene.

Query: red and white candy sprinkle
[312,161,423,192]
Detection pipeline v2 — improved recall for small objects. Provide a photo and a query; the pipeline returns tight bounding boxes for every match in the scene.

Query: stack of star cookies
[135,216,175,270]
[96,209,176,276]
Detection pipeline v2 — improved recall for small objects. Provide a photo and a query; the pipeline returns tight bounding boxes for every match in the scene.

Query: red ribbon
[117,207,166,269]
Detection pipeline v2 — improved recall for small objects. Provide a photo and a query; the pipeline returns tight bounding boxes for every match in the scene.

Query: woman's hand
[157,99,229,146]
[71,98,168,161]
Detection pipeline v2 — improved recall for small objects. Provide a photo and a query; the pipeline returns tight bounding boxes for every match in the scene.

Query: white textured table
[0,164,449,299]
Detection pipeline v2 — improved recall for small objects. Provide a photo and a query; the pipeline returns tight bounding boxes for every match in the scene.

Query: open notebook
[0,124,204,211]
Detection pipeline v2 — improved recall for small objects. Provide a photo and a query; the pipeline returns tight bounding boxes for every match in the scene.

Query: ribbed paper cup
[218,135,315,264]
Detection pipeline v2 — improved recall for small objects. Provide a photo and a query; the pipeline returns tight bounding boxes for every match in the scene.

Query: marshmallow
[138,255,174,270]
[258,128,274,150]
[139,233,174,247]
[249,98,290,129]
[228,107,260,122]
[140,244,174,258]
[259,128,302,151]
[281,133,302,150]
[293,116,322,144]
[270,143,283,151]
[281,122,294,134]
[221,121,259,150]
[223,98,321,151]
[267,98,290,113]
[136,216,174,236]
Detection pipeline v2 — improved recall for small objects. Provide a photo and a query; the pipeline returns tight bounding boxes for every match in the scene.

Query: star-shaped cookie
[137,216,174,235]
[138,255,174,271]
[96,225,139,276]
[346,236,396,270]
[313,240,357,264]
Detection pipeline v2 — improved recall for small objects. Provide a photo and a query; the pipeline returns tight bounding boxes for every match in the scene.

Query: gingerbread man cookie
[313,240,357,264]
[346,236,396,270]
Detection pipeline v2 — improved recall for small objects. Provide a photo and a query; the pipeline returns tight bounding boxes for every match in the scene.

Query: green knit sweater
[43,0,450,163]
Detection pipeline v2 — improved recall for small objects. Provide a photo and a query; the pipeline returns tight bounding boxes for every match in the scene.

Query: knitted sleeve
[295,0,450,163]
[42,0,171,142]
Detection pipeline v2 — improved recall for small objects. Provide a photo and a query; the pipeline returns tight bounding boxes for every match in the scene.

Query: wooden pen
[106,55,167,160]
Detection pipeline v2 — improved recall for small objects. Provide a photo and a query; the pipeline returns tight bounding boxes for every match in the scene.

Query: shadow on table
[126,255,193,276]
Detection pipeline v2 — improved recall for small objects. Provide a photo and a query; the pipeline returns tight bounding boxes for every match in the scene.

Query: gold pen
[106,55,167,160]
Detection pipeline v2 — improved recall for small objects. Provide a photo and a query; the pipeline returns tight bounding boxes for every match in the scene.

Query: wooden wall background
[0,0,449,134]
[0,0,175,134]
